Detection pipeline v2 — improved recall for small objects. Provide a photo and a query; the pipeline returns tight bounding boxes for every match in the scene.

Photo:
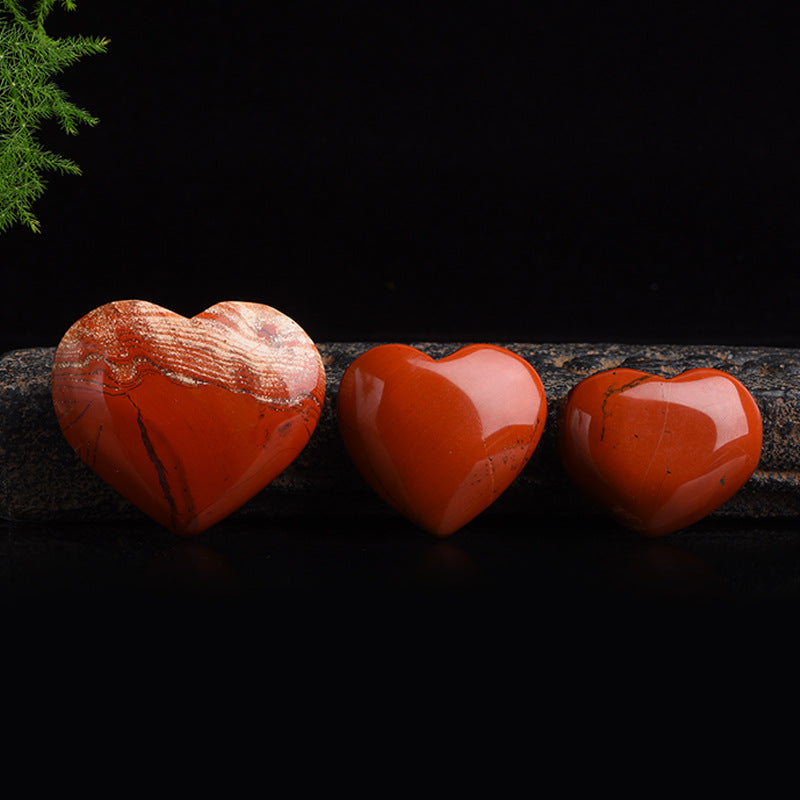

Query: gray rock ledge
[3,342,800,524]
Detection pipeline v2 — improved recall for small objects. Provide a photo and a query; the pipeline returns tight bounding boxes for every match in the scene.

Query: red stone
[51,300,326,535]
[336,344,547,536]
[558,368,763,536]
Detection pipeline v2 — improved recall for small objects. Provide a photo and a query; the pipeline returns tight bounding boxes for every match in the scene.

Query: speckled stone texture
[3,342,800,523]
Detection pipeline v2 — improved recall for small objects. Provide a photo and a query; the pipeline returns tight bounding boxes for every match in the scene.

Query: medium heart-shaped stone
[51,300,326,535]
[558,368,762,536]
[336,344,547,536]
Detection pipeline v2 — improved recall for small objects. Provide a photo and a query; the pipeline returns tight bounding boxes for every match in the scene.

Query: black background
[4,1,800,614]
[3,0,800,350]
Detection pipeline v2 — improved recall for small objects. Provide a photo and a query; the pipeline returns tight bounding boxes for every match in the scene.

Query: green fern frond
[2,1,28,27]
[0,0,107,233]
[35,3,77,32]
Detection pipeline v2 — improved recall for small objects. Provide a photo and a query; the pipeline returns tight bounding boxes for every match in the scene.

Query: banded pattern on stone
[50,300,326,535]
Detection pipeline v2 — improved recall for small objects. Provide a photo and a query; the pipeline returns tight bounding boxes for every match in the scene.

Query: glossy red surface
[558,368,763,536]
[51,300,325,535]
[336,344,547,536]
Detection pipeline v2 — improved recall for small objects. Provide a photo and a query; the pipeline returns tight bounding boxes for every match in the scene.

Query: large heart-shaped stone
[336,344,547,536]
[51,300,326,535]
[558,368,762,536]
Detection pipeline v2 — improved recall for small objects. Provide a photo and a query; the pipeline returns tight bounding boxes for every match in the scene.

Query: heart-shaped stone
[558,368,762,536]
[336,344,547,536]
[51,300,326,535]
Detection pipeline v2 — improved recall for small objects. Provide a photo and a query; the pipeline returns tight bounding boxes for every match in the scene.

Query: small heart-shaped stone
[51,300,326,535]
[336,344,547,536]
[558,368,762,536]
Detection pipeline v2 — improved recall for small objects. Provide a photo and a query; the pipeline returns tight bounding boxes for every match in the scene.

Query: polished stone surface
[336,344,546,536]
[559,368,763,536]
[51,300,326,535]
[5,342,800,524]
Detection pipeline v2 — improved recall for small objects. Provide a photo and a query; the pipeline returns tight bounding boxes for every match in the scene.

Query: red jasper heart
[336,344,547,536]
[51,300,326,535]
[558,368,763,537]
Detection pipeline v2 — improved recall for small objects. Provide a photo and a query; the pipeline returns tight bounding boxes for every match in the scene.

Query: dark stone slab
[3,342,800,524]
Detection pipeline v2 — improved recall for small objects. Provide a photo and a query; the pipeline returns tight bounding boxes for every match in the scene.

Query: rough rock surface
[3,342,800,523]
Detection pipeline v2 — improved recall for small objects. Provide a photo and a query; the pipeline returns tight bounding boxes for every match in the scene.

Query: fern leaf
[0,0,106,233]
